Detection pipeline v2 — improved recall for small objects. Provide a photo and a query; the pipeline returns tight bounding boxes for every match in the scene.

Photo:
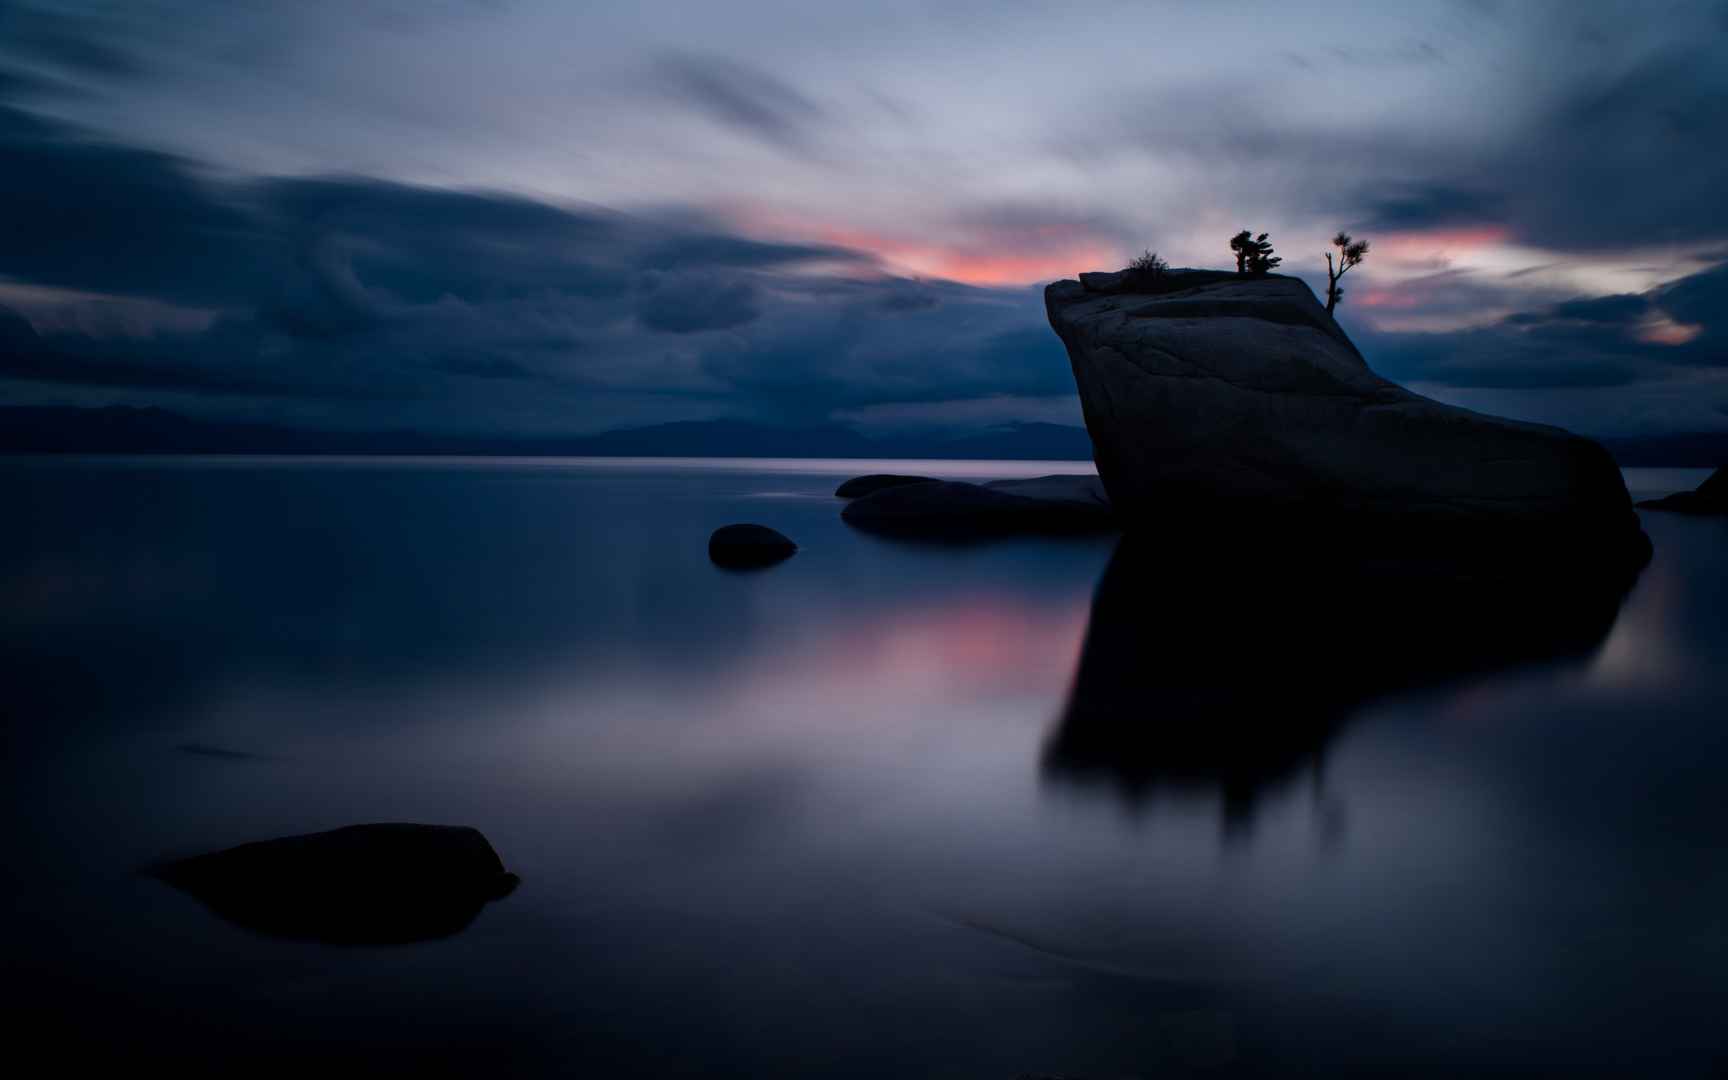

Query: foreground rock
[1637,467,1728,514]
[841,474,1113,537]
[834,473,933,498]
[152,823,519,943]
[1046,269,1648,572]
[708,523,797,567]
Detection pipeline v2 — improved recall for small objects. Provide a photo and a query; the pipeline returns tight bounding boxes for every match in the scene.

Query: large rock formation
[1045,269,1648,571]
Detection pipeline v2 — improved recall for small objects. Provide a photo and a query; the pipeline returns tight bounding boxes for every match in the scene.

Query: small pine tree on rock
[1229,230,1280,275]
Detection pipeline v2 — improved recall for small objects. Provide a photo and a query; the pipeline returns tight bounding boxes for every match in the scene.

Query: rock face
[840,475,1113,536]
[152,823,519,944]
[708,523,797,568]
[1045,269,1648,569]
[834,473,934,498]
[1637,467,1728,514]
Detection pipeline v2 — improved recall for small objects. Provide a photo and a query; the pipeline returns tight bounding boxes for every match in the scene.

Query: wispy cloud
[657,52,827,156]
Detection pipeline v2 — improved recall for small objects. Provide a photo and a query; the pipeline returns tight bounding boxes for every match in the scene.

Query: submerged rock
[840,474,1113,537]
[1045,269,1648,572]
[709,523,797,567]
[152,823,519,944]
[1637,467,1728,514]
[834,473,934,498]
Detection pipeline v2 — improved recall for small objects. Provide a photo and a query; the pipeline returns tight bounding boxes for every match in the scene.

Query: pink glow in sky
[731,211,1123,287]
[1372,225,1515,266]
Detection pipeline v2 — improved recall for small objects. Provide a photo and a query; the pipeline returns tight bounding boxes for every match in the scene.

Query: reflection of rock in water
[1044,536,1638,834]
[152,823,520,945]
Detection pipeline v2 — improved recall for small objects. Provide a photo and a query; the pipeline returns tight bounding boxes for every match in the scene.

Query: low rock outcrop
[1045,269,1649,572]
[840,475,1113,537]
[152,823,519,944]
[834,474,934,498]
[1637,467,1728,514]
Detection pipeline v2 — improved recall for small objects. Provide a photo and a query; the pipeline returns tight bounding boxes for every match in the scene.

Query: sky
[1,0,1726,438]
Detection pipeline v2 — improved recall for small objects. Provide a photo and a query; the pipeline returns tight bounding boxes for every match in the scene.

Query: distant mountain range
[1596,433,1728,467]
[3,405,1724,464]
[0,406,1097,460]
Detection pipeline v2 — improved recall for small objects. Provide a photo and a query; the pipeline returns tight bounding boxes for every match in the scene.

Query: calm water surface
[3,457,1725,1077]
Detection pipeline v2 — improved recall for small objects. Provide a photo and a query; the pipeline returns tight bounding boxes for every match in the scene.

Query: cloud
[1505,294,1648,327]
[1357,185,1507,232]
[0,304,403,400]
[1337,39,1728,255]
[1493,46,1728,251]
[657,52,827,156]
[0,3,142,79]
[1062,10,1728,262]
[4,84,1720,441]
[0,105,273,306]
[1654,262,1728,335]
[1356,259,1728,433]
[0,104,1071,432]
[637,274,761,333]
[3,2,1726,440]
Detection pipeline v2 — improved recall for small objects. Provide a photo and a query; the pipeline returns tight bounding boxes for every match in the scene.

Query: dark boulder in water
[708,523,797,567]
[152,823,519,944]
[1637,467,1728,514]
[841,475,1114,537]
[834,473,935,498]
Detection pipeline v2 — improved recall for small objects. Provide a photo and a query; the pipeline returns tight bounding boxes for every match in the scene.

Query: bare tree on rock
[1324,231,1370,315]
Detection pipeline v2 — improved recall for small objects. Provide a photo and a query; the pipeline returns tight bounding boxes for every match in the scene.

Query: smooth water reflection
[1044,531,1633,836]
[3,459,1726,1077]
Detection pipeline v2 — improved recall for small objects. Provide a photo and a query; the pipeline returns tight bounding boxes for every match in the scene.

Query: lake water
[3,456,1725,1077]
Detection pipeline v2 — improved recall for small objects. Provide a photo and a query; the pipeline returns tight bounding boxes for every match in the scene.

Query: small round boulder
[709,523,797,568]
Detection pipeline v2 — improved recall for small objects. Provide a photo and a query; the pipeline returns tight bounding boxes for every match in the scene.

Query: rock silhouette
[708,523,797,568]
[152,823,519,944]
[1045,269,1648,572]
[840,475,1114,537]
[1637,467,1728,514]
[834,474,934,498]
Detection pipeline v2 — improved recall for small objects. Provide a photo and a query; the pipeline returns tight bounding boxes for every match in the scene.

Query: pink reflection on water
[740,592,1094,703]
